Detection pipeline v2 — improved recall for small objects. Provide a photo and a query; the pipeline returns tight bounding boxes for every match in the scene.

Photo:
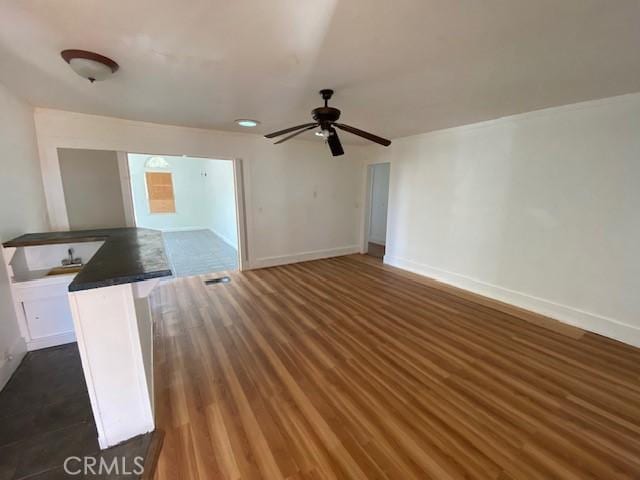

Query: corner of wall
[385,255,640,348]
[0,336,27,391]
[0,83,49,391]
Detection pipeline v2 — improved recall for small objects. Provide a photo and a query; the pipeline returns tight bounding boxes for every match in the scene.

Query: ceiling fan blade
[327,128,344,156]
[334,123,391,146]
[264,123,318,139]
[274,125,317,144]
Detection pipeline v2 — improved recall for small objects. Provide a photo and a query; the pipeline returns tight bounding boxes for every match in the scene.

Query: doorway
[126,153,241,278]
[365,163,390,259]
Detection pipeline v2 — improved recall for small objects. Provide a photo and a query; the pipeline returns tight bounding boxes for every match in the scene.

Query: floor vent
[205,276,231,285]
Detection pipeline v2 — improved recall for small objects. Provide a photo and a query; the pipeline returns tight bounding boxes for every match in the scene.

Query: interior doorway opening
[365,163,390,259]
[126,153,240,278]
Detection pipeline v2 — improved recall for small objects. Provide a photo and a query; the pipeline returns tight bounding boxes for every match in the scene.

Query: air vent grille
[205,276,231,285]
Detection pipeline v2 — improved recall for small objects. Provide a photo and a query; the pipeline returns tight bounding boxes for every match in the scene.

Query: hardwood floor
[151,255,640,479]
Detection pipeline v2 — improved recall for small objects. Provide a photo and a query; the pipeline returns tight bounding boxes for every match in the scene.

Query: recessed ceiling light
[235,119,260,128]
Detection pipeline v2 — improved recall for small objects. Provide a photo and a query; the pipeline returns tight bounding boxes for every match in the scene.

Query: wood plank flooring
[151,255,640,479]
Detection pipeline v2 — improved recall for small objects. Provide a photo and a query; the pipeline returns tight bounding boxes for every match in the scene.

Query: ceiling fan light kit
[264,89,391,156]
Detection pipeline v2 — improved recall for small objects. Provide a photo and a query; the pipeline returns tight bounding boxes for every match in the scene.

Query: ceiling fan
[264,89,391,156]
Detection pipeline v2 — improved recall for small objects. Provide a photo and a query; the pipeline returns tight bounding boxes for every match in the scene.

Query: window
[145,171,175,213]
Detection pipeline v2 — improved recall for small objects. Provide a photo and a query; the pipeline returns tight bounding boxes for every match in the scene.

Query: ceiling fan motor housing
[314,89,340,130]
[312,107,341,130]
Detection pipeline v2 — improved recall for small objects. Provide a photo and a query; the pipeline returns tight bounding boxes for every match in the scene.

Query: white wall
[204,159,237,247]
[34,109,366,269]
[0,83,49,388]
[128,154,238,247]
[365,93,640,347]
[128,154,214,231]
[368,163,390,245]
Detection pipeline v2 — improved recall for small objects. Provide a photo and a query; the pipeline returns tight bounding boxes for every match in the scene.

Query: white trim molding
[368,238,386,246]
[116,151,136,227]
[385,255,640,348]
[156,226,210,232]
[27,332,75,351]
[209,227,236,250]
[250,245,360,270]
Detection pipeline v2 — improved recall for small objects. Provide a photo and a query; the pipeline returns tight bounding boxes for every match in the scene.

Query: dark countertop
[3,228,172,292]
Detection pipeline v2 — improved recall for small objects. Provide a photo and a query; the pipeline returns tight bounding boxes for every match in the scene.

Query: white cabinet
[2,241,103,351]
[24,296,74,340]
[17,278,76,349]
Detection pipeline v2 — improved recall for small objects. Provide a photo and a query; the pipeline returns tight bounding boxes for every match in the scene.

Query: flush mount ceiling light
[235,119,260,128]
[61,49,119,83]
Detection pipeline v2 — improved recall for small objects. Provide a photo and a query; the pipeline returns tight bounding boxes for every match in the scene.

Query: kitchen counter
[2,228,166,448]
[3,228,172,292]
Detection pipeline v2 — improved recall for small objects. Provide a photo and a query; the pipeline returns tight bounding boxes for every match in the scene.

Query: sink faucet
[62,248,82,266]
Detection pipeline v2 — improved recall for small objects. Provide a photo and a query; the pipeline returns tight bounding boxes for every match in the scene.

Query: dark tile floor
[0,344,155,479]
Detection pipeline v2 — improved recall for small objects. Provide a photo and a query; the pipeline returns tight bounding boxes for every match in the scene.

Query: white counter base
[68,279,158,449]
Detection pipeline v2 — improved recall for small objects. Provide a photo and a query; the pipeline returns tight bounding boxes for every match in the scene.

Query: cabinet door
[23,296,75,340]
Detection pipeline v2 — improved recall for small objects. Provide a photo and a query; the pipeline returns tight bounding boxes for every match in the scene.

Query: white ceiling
[1,0,639,143]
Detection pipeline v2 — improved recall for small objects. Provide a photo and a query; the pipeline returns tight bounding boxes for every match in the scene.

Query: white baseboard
[385,255,640,348]
[0,336,27,391]
[250,245,360,269]
[157,226,209,232]
[209,228,237,250]
[27,331,76,351]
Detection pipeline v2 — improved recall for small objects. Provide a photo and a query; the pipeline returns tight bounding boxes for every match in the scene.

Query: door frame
[360,161,391,255]
[116,151,136,227]
[48,147,248,272]
[121,152,248,272]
